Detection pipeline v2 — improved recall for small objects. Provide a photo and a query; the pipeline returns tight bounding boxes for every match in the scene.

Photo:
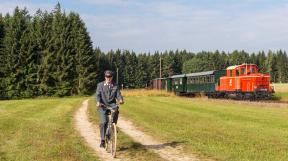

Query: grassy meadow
[273,83,288,101]
[120,90,288,161]
[0,97,98,161]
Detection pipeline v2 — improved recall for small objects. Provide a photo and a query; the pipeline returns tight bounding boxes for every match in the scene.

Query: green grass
[273,83,288,101]
[0,97,99,161]
[87,99,165,161]
[120,95,288,161]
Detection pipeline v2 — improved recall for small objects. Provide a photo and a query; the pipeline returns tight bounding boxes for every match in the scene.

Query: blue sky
[1,0,288,53]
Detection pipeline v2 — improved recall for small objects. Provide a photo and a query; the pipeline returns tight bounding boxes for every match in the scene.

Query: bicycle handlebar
[99,103,119,110]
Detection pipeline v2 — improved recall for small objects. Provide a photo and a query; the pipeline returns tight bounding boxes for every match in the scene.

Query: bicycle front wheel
[110,123,117,158]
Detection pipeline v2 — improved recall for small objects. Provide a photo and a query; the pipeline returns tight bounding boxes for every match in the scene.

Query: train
[152,64,274,100]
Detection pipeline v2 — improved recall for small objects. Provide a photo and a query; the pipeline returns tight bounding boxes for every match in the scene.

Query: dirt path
[75,99,211,161]
[74,99,121,161]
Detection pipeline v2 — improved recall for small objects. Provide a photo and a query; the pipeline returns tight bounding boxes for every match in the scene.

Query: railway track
[185,96,288,108]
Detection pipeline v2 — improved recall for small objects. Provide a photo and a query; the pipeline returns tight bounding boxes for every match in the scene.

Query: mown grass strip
[120,95,288,161]
[87,99,165,161]
[0,97,99,161]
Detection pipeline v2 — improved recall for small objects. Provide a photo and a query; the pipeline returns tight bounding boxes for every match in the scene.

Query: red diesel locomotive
[216,64,274,99]
[152,63,274,100]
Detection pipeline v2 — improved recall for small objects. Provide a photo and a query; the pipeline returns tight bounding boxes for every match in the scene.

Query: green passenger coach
[186,70,226,94]
[152,70,226,96]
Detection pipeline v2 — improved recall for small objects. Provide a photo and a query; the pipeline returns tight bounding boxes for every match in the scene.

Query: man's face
[105,75,113,83]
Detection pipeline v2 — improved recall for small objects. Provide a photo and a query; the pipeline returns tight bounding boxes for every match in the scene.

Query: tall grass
[121,89,174,97]
[273,83,288,101]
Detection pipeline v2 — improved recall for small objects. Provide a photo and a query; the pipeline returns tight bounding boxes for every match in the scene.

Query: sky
[1,0,288,53]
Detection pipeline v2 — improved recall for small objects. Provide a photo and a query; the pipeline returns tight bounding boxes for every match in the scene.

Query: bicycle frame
[101,105,118,158]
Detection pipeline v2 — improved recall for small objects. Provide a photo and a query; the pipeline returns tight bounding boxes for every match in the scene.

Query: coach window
[211,75,215,83]
[174,80,178,85]
[230,70,232,77]
[207,76,210,83]
[179,78,182,85]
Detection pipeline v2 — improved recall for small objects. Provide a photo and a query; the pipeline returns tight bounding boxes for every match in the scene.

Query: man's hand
[96,102,101,108]
[119,100,124,104]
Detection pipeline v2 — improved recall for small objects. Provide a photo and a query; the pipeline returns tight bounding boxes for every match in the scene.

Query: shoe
[99,140,105,148]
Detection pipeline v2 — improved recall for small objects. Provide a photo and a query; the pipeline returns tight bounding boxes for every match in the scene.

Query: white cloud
[0,1,53,15]
[83,1,288,53]
[77,0,131,5]
[2,0,288,53]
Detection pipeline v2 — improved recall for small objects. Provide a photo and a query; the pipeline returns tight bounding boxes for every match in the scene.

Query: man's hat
[104,70,113,77]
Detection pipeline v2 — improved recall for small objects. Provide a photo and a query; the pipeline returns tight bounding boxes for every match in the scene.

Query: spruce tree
[48,3,74,96]
[69,12,96,95]
[3,7,30,98]
[95,48,109,83]
[33,11,54,96]
[135,54,149,87]
[266,51,277,82]
[0,14,5,98]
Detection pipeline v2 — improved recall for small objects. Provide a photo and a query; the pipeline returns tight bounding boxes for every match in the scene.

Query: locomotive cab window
[251,68,255,74]
[236,69,239,76]
[241,68,245,75]
[230,70,232,77]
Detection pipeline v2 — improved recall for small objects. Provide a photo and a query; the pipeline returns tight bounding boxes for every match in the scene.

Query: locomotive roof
[186,70,215,77]
[170,74,186,78]
[227,64,257,70]
[226,65,238,70]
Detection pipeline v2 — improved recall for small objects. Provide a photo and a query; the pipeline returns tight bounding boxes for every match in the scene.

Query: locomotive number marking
[229,79,232,86]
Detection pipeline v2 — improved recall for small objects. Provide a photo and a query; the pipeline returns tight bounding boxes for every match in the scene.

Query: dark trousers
[97,107,119,140]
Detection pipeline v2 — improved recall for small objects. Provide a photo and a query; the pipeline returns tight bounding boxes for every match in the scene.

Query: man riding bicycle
[96,70,124,148]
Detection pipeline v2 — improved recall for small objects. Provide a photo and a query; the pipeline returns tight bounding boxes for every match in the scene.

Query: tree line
[0,4,287,99]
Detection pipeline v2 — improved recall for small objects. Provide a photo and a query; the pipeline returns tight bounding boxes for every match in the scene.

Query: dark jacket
[96,81,123,106]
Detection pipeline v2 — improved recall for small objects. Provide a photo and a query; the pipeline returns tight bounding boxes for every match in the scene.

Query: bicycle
[102,104,118,158]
